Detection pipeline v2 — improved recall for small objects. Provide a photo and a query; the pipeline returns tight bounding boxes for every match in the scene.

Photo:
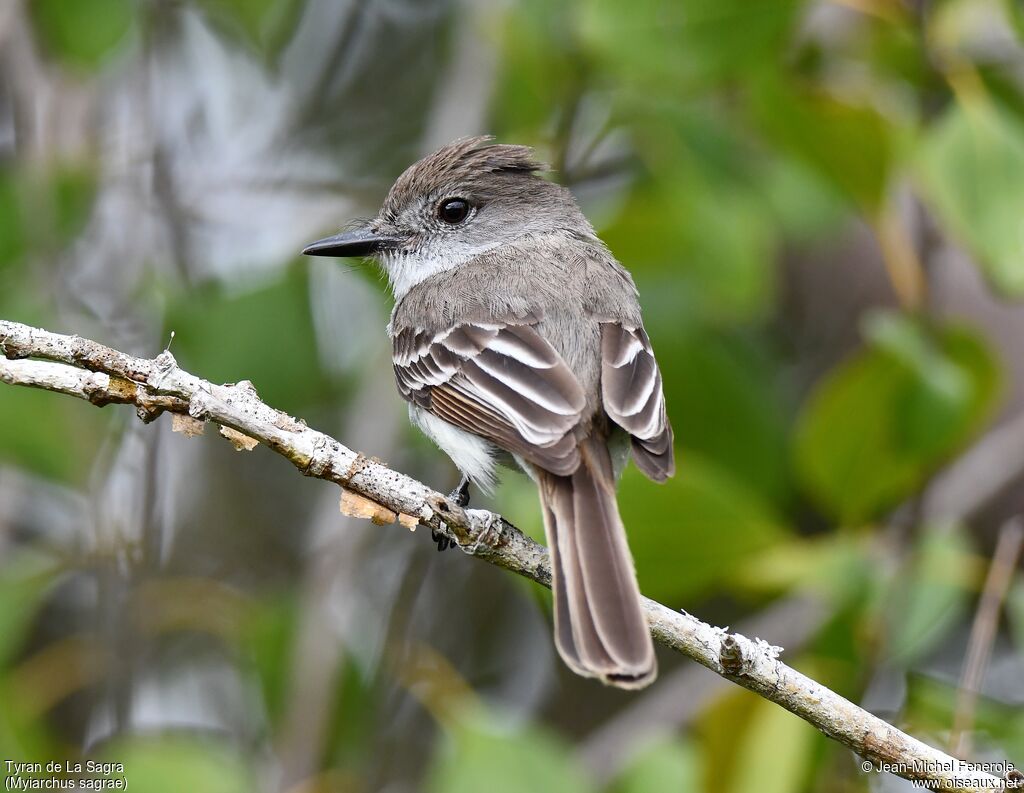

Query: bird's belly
[409,405,499,493]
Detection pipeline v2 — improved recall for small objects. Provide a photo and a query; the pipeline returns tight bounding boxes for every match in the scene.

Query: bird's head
[302,136,591,299]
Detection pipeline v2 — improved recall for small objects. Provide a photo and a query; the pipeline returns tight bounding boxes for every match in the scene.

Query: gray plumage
[305,136,674,689]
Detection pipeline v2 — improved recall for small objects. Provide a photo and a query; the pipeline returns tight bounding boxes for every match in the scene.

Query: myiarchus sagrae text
[303,137,674,689]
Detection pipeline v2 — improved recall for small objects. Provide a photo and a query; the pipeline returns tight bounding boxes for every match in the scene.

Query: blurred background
[1,0,1023,790]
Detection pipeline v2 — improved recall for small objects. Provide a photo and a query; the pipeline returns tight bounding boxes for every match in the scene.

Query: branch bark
[0,319,1016,792]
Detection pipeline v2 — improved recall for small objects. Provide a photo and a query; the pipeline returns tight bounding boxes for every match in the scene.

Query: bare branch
[950,518,1024,757]
[0,357,188,418]
[0,318,1015,792]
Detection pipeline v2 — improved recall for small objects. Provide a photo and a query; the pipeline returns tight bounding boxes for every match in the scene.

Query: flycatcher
[303,137,674,689]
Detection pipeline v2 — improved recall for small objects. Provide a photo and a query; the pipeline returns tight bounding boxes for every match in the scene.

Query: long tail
[538,436,656,689]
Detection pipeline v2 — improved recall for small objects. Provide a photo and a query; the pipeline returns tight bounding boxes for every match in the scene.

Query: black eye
[437,198,471,224]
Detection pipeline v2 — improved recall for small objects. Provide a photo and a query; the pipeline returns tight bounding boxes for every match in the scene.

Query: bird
[303,136,674,689]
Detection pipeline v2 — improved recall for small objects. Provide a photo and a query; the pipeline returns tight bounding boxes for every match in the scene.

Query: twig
[577,594,829,784]
[0,318,1015,792]
[950,518,1024,757]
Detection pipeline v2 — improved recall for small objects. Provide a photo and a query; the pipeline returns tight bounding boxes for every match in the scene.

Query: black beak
[301,227,398,257]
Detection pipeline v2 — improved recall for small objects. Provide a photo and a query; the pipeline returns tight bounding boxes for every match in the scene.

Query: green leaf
[725,697,815,793]
[428,712,592,793]
[601,168,777,324]
[796,348,920,525]
[0,164,97,269]
[239,595,298,727]
[904,673,1024,763]
[918,99,1024,297]
[195,0,305,62]
[579,0,802,93]
[864,313,994,458]
[622,455,789,604]
[29,0,134,71]
[647,326,790,505]
[599,105,781,324]
[752,76,896,209]
[0,169,25,268]
[794,315,1000,524]
[757,156,848,243]
[322,660,377,772]
[733,534,873,608]
[51,166,98,245]
[102,737,254,793]
[1005,0,1024,42]
[863,14,930,90]
[163,266,332,413]
[0,385,107,483]
[492,0,580,140]
[884,523,974,664]
[0,555,57,668]
[611,738,700,793]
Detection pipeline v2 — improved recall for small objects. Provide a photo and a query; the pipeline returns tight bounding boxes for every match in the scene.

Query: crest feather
[469,139,546,173]
[383,136,551,215]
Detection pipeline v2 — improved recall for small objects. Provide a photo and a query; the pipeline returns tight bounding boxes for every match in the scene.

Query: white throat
[381,241,501,301]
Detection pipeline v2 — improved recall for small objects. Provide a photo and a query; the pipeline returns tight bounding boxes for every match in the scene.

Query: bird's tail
[538,436,656,689]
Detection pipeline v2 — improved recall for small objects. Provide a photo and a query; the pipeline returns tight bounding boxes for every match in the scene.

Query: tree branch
[950,518,1024,757]
[0,319,1016,792]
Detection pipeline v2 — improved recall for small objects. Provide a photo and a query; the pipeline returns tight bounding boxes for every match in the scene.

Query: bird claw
[447,475,471,508]
[431,526,454,552]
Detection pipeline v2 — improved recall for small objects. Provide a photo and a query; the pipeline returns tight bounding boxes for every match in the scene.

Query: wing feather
[393,322,587,475]
[600,323,675,482]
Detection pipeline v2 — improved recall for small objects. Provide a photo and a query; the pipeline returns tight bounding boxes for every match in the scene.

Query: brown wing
[393,322,587,475]
[600,323,675,482]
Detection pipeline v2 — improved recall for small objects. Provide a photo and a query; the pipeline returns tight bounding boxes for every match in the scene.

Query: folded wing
[600,323,675,482]
[393,322,587,475]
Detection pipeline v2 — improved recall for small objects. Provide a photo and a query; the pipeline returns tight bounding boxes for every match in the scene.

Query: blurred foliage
[882,522,976,665]
[2,0,1024,791]
[1012,579,1024,647]
[610,739,699,793]
[724,696,817,793]
[164,265,337,412]
[623,456,789,604]
[429,712,591,793]
[918,97,1024,296]
[102,737,256,793]
[650,327,789,505]
[29,0,135,71]
[0,162,97,273]
[796,313,1000,524]
[430,705,699,793]
[195,0,305,64]
[0,387,109,482]
[0,555,56,668]
[579,0,803,92]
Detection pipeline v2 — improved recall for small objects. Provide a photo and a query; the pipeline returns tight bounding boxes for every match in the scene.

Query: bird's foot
[429,477,472,552]
[447,475,471,508]
[430,526,453,552]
